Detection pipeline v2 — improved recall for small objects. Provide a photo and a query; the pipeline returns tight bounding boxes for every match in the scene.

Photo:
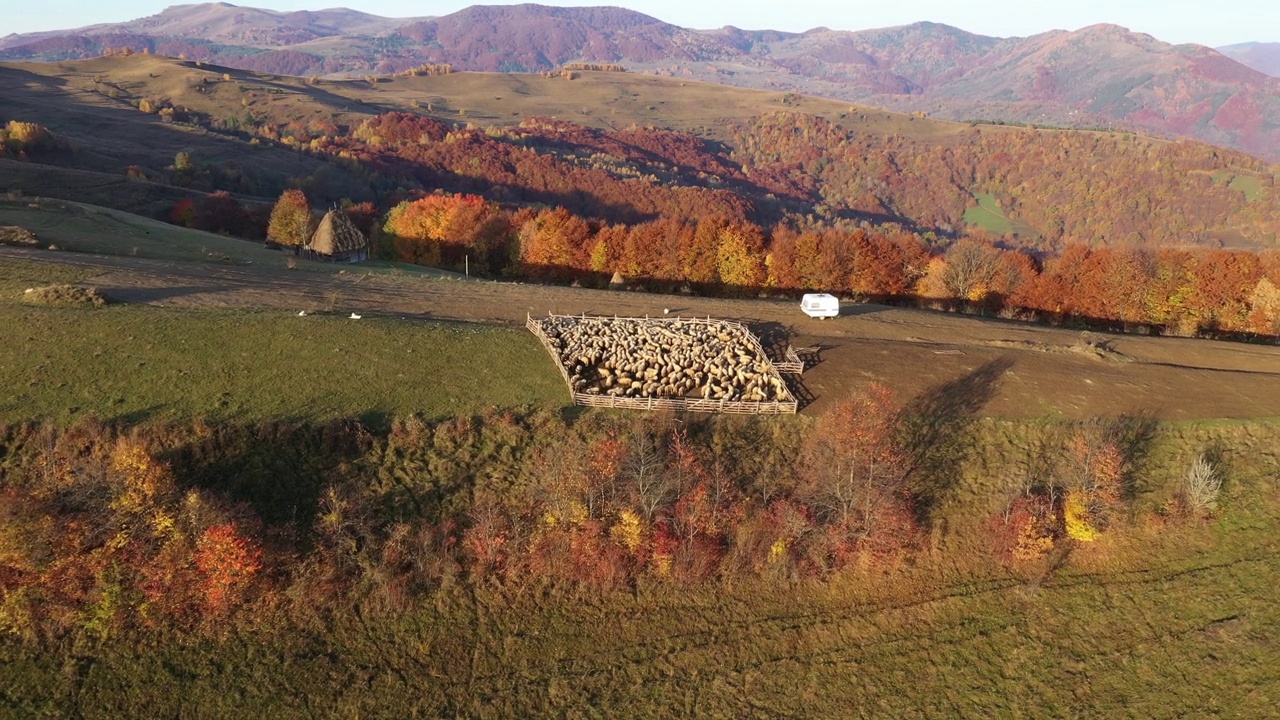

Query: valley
[1,5,1279,716]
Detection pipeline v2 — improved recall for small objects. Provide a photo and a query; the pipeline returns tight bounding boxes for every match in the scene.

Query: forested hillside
[4,56,1280,337]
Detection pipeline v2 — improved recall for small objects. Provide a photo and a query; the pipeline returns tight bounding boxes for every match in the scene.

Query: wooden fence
[776,345,804,374]
[527,313,798,415]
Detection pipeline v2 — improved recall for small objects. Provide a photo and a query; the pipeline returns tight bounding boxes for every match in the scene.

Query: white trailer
[800,293,840,319]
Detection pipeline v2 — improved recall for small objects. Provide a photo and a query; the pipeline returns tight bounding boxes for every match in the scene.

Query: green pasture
[0,259,564,425]
[963,192,1040,236]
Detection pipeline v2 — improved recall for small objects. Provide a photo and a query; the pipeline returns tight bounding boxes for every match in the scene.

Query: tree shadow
[746,320,822,409]
[162,419,373,532]
[747,320,796,359]
[899,356,1014,524]
[1097,412,1159,503]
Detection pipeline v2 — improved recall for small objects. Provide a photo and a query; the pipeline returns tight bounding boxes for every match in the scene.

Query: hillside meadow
[1,253,1279,715]
[0,258,564,424]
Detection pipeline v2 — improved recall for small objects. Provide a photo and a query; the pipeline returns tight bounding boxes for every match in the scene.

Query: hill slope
[2,55,1279,250]
[2,4,1280,162]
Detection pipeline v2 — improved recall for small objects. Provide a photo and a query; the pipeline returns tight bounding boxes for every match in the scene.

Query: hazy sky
[7,0,1277,47]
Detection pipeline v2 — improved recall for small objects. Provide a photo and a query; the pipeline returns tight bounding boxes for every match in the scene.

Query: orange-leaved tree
[799,383,914,559]
[518,207,591,280]
[170,198,196,228]
[385,193,510,271]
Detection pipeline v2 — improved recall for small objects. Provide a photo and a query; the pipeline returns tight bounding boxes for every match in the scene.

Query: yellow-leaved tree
[266,189,314,248]
[715,223,766,290]
[1061,430,1125,542]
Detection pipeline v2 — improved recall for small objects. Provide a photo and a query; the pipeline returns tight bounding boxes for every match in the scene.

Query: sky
[6,0,1278,48]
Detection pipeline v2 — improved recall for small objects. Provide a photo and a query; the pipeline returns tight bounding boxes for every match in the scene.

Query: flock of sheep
[531,314,793,404]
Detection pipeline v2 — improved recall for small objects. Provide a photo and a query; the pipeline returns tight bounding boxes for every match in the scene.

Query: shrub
[195,523,262,614]
[1063,489,1101,542]
[170,198,196,227]
[5,121,53,146]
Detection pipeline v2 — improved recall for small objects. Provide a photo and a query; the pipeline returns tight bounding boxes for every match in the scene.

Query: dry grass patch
[20,283,109,307]
[0,224,39,247]
[986,331,1131,362]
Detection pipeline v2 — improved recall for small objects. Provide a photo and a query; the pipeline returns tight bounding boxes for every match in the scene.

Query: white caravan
[800,293,840,319]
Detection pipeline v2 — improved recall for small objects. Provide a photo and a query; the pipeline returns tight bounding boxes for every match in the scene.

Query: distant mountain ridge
[1219,42,1280,77]
[3,3,1279,161]
[0,3,422,50]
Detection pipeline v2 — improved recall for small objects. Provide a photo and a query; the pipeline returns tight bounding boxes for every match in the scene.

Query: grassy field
[0,258,565,424]
[1209,170,1265,203]
[0,198,452,279]
[963,193,1040,237]
[1230,174,1265,202]
[2,244,1279,715]
[0,197,287,265]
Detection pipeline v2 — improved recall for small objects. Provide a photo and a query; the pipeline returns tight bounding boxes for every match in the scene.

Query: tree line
[243,184,1280,338]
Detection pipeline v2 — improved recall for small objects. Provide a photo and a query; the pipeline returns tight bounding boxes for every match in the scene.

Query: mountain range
[1,3,1279,161]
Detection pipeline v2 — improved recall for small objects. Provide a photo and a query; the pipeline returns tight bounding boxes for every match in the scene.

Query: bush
[2,121,57,154]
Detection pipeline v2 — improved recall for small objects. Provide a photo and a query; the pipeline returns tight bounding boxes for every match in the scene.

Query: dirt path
[8,247,1280,420]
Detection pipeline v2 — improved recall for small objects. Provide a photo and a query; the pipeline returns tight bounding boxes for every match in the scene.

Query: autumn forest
[104,106,1279,339]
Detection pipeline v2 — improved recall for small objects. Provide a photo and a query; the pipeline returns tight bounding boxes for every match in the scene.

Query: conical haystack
[306,209,368,261]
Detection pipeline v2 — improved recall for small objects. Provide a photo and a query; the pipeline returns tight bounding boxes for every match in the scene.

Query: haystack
[305,209,368,262]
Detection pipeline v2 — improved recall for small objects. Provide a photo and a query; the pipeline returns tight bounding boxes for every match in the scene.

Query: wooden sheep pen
[776,345,805,374]
[528,313,798,414]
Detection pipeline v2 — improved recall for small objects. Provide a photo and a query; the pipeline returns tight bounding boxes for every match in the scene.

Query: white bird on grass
[349,312,362,320]
[297,310,307,316]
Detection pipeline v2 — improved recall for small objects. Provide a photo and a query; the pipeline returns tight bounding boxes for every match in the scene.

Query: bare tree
[620,426,673,524]
[942,240,1004,299]
[1182,455,1221,513]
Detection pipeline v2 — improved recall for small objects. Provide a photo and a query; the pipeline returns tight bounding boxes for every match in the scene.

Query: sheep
[533,314,793,405]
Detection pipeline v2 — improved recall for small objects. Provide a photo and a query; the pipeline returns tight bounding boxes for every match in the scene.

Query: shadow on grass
[1098,412,1160,503]
[900,356,1014,523]
[98,285,229,304]
[747,320,822,409]
[165,419,373,530]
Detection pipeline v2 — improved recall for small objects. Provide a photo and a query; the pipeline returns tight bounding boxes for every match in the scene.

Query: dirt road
[8,246,1280,420]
